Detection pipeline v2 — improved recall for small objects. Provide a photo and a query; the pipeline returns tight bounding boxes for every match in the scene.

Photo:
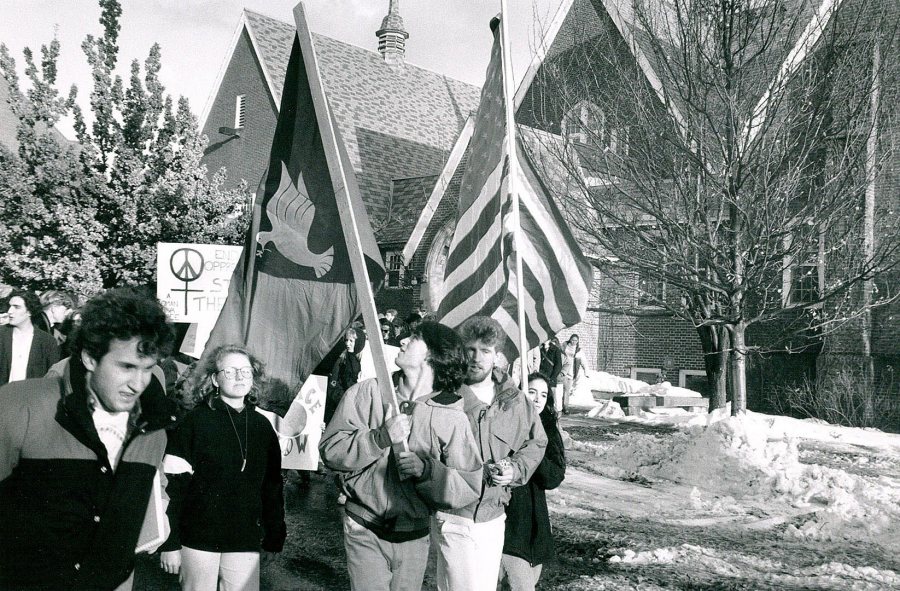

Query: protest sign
[156,243,242,323]
[256,375,327,470]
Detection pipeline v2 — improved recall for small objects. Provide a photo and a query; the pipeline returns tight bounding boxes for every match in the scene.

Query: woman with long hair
[498,372,566,591]
[159,345,286,591]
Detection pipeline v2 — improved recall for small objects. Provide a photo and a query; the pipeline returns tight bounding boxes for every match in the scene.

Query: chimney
[376,0,408,65]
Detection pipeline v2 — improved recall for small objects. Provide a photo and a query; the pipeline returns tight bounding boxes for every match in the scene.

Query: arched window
[562,101,629,156]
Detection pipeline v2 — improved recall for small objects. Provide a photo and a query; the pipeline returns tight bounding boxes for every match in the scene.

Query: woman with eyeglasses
[159,344,286,591]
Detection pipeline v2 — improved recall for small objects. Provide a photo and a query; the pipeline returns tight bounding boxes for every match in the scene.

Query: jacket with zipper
[440,376,547,524]
[0,357,176,590]
[319,378,483,541]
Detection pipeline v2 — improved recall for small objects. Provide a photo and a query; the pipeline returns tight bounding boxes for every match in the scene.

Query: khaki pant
[431,513,506,591]
[180,546,260,591]
[342,513,429,591]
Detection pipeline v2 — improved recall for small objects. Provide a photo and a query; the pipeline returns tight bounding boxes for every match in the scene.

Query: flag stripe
[443,160,507,279]
[441,196,505,300]
[438,16,593,360]
[516,149,590,308]
[441,263,508,328]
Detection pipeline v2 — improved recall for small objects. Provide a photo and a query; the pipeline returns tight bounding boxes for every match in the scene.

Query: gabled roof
[402,0,844,258]
[203,9,481,234]
[516,0,838,141]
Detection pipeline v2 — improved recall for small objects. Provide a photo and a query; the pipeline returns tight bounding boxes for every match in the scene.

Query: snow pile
[605,543,900,589]
[577,372,703,398]
[586,399,625,418]
[572,412,900,549]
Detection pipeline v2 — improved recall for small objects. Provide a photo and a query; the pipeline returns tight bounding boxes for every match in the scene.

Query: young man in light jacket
[320,321,483,591]
[432,316,548,591]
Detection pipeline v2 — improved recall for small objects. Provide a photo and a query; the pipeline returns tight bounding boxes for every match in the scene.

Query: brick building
[199,0,897,406]
[506,0,898,403]
[198,4,480,316]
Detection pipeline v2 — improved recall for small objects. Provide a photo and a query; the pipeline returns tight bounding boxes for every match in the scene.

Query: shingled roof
[379,175,440,245]
[241,10,481,234]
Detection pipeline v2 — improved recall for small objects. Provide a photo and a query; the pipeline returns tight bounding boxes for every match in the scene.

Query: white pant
[431,513,506,591]
[180,546,260,591]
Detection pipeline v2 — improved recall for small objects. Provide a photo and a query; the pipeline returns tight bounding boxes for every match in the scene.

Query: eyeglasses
[217,367,254,379]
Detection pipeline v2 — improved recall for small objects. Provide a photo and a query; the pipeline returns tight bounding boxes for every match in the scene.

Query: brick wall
[201,28,278,191]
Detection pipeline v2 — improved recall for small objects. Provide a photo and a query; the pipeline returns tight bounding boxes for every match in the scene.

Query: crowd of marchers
[0,287,575,591]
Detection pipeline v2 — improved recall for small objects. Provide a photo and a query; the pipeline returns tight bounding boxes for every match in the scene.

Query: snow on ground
[566,409,900,552]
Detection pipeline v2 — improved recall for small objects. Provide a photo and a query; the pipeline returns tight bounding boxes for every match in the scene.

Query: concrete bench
[612,395,710,416]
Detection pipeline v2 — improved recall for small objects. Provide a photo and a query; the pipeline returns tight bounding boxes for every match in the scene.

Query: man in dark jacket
[0,288,177,591]
[0,289,61,386]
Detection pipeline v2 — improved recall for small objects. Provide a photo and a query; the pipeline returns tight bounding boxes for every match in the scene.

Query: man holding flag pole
[433,0,593,589]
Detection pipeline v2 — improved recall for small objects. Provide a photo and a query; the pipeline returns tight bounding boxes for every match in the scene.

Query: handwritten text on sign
[256,375,327,471]
[156,243,242,323]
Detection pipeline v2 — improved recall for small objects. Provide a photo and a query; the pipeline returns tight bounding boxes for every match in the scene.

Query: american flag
[437,17,593,358]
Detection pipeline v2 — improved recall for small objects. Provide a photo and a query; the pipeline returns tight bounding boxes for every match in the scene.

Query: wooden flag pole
[499,0,530,390]
[292,2,407,451]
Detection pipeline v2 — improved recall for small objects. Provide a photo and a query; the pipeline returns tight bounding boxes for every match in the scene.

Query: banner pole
[292,2,406,449]
[499,0,530,389]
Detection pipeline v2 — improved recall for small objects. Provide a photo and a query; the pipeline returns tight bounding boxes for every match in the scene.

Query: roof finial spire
[376,0,408,65]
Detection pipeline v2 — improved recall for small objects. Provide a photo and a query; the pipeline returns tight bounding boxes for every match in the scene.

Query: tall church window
[385,250,405,288]
[562,101,629,155]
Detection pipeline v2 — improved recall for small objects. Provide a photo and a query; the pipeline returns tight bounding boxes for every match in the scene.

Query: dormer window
[234,95,246,129]
[563,101,606,147]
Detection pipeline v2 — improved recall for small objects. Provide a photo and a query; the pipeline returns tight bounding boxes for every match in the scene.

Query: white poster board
[256,375,327,470]
[156,243,242,323]
[358,343,400,381]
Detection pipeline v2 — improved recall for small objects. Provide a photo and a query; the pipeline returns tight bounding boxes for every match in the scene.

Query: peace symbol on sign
[170,248,205,282]
[170,248,205,316]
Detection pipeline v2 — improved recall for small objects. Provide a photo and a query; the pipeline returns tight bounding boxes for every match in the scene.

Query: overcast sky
[0,0,562,138]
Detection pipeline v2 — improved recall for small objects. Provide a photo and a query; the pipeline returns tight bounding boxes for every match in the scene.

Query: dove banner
[205,7,384,391]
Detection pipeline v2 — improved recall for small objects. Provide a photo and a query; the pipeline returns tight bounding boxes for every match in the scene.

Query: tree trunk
[697,324,729,411]
[730,323,748,415]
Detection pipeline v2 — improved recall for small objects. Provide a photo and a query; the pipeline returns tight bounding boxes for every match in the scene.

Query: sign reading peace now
[156,242,243,323]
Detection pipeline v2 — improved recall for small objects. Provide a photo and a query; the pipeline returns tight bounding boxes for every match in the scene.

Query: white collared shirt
[8,328,34,382]
[469,379,495,406]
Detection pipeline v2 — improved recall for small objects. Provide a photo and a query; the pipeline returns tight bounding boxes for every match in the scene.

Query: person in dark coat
[538,339,563,388]
[0,289,61,386]
[498,372,566,591]
[0,288,177,591]
[324,327,366,425]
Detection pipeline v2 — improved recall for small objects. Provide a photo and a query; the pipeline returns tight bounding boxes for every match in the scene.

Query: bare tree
[519,0,900,412]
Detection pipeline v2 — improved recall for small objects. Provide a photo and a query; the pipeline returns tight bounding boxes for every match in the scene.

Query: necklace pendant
[241,458,247,472]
